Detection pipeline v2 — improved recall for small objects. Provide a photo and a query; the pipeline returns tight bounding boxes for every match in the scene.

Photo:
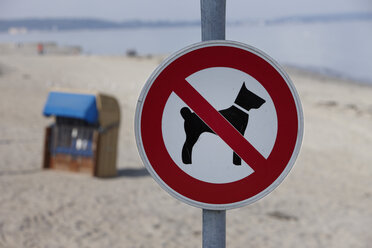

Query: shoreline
[284,64,372,87]
[1,41,371,86]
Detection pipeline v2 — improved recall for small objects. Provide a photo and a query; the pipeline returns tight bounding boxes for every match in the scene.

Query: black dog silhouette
[180,82,265,165]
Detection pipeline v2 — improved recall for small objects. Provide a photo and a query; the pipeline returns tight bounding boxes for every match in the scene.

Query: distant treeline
[0,12,371,33]
[265,12,372,25]
[0,18,200,32]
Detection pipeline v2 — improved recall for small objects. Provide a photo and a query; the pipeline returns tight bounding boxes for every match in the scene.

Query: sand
[0,53,371,248]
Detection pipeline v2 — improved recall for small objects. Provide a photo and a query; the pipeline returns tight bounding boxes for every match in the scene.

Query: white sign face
[162,67,278,183]
[135,40,303,210]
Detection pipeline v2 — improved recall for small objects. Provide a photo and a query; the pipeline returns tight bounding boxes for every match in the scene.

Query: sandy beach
[0,52,371,248]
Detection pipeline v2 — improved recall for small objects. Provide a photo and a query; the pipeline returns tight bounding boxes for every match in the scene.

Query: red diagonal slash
[173,79,267,171]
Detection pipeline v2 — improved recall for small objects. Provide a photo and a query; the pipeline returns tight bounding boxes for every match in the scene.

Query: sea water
[0,20,371,83]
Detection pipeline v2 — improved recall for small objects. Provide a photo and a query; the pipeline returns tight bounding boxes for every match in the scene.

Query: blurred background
[0,1,372,248]
[1,0,372,83]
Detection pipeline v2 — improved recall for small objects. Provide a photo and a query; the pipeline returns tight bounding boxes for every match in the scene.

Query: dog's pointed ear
[242,82,247,90]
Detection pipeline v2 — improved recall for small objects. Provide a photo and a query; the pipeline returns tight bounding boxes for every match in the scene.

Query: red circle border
[138,42,301,208]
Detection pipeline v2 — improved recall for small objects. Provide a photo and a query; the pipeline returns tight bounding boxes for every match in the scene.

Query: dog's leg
[182,135,199,164]
[232,120,248,166]
[233,152,241,165]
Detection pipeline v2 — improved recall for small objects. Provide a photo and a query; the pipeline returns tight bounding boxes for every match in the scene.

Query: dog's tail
[180,107,192,120]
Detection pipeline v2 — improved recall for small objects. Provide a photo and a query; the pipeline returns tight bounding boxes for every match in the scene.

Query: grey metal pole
[201,0,226,41]
[203,209,226,248]
[201,0,226,247]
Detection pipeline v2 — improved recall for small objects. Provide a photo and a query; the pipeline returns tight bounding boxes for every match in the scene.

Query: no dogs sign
[135,40,303,210]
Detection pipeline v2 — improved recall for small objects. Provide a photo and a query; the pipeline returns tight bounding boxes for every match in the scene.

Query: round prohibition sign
[135,40,304,210]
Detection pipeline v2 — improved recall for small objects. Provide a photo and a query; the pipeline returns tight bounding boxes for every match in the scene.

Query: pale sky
[0,0,371,21]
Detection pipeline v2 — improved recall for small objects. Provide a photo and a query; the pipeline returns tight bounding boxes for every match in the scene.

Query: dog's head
[234,82,266,111]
